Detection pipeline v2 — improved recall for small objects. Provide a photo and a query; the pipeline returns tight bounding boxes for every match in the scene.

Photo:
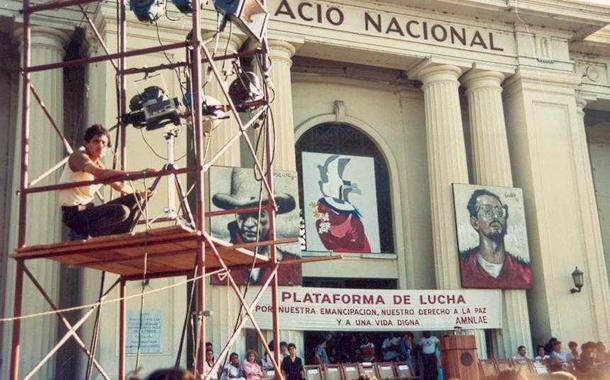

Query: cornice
[503,67,582,97]
[357,0,610,36]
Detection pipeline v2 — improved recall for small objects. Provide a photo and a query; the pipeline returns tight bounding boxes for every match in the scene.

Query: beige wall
[292,73,434,289]
[505,71,610,346]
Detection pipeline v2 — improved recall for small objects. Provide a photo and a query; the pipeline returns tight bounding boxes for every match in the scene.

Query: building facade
[1,0,610,378]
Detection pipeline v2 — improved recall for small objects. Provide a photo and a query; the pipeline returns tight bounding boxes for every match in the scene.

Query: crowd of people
[310,332,438,380]
[509,338,610,379]
[133,335,610,380]
[201,341,305,380]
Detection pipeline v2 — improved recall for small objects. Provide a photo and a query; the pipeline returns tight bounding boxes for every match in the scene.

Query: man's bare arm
[84,164,156,194]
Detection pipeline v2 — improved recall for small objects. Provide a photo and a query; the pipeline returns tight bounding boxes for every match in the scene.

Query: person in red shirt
[459,189,532,289]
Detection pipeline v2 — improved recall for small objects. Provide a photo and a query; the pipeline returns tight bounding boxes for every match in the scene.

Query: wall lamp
[570,267,584,294]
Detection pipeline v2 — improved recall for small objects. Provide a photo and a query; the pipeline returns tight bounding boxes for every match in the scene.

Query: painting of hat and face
[301,152,381,254]
[209,166,302,286]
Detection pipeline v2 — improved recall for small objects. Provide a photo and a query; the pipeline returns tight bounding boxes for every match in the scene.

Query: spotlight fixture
[214,0,269,42]
[129,0,167,22]
[182,92,228,134]
[228,71,263,107]
[202,96,228,134]
[171,0,192,13]
[570,266,584,294]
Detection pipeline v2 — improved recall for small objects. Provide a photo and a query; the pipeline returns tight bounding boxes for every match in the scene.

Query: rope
[0,269,225,323]
[134,175,151,373]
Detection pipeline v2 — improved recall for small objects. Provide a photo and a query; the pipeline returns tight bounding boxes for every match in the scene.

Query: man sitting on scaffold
[59,124,155,238]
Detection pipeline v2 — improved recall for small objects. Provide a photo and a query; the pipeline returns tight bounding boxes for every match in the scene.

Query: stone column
[503,69,610,346]
[264,39,303,352]
[266,40,297,171]
[8,26,71,380]
[571,96,610,342]
[409,63,488,357]
[462,70,533,357]
[409,64,469,289]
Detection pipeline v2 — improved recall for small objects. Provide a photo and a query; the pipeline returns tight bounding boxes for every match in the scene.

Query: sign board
[249,287,502,331]
[126,310,163,354]
[269,0,513,54]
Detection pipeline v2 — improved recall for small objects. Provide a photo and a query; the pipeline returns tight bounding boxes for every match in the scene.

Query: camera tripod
[145,125,195,229]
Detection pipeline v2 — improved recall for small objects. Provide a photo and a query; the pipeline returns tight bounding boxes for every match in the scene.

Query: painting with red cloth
[302,152,381,253]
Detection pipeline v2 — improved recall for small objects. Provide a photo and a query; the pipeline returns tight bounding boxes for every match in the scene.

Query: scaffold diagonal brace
[204,262,282,380]
[21,265,112,380]
[30,85,74,155]
[202,233,284,379]
[21,278,119,380]
[199,44,277,211]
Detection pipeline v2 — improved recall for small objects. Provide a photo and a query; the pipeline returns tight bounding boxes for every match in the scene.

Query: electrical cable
[154,20,188,100]
[133,176,151,374]
[220,22,233,80]
[0,272,225,323]
[174,264,200,369]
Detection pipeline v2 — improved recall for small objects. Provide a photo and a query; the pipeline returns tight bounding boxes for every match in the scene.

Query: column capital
[12,26,71,52]
[461,69,505,94]
[408,63,463,87]
[267,40,296,64]
[575,93,597,113]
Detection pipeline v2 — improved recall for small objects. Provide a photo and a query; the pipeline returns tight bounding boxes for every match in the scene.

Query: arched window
[295,123,394,254]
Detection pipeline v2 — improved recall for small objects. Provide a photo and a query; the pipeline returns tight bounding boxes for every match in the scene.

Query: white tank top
[58,148,103,206]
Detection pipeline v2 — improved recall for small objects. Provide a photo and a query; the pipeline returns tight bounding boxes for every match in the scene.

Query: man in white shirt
[417,331,439,380]
[512,345,529,364]
[381,334,400,362]
[59,124,154,238]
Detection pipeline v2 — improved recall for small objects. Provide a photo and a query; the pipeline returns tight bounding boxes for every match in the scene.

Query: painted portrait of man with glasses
[453,185,532,289]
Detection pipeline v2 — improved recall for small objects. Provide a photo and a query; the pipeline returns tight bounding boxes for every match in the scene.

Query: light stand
[146,125,195,228]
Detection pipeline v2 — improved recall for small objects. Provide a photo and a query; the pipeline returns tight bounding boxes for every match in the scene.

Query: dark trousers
[422,353,438,380]
[62,193,144,238]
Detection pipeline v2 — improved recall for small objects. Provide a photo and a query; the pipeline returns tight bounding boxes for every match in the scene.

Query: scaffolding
[7,0,335,379]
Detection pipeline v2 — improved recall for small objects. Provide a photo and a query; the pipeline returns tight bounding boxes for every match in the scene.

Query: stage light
[228,71,263,107]
[129,0,167,22]
[214,0,269,42]
[182,91,228,134]
[171,0,192,13]
[202,96,227,134]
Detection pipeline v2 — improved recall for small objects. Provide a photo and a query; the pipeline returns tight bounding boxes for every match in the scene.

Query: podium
[440,334,479,380]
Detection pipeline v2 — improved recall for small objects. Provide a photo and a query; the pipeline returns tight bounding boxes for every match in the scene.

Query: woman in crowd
[222,352,246,380]
[243,350,266,380]
[534,345,549,366]
[549,341,570,372]
[399,332,418,375]
[281,343,305,380]
[205,349,219,380]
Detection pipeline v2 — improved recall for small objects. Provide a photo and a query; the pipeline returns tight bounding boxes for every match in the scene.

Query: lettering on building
[274,0,504,52]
